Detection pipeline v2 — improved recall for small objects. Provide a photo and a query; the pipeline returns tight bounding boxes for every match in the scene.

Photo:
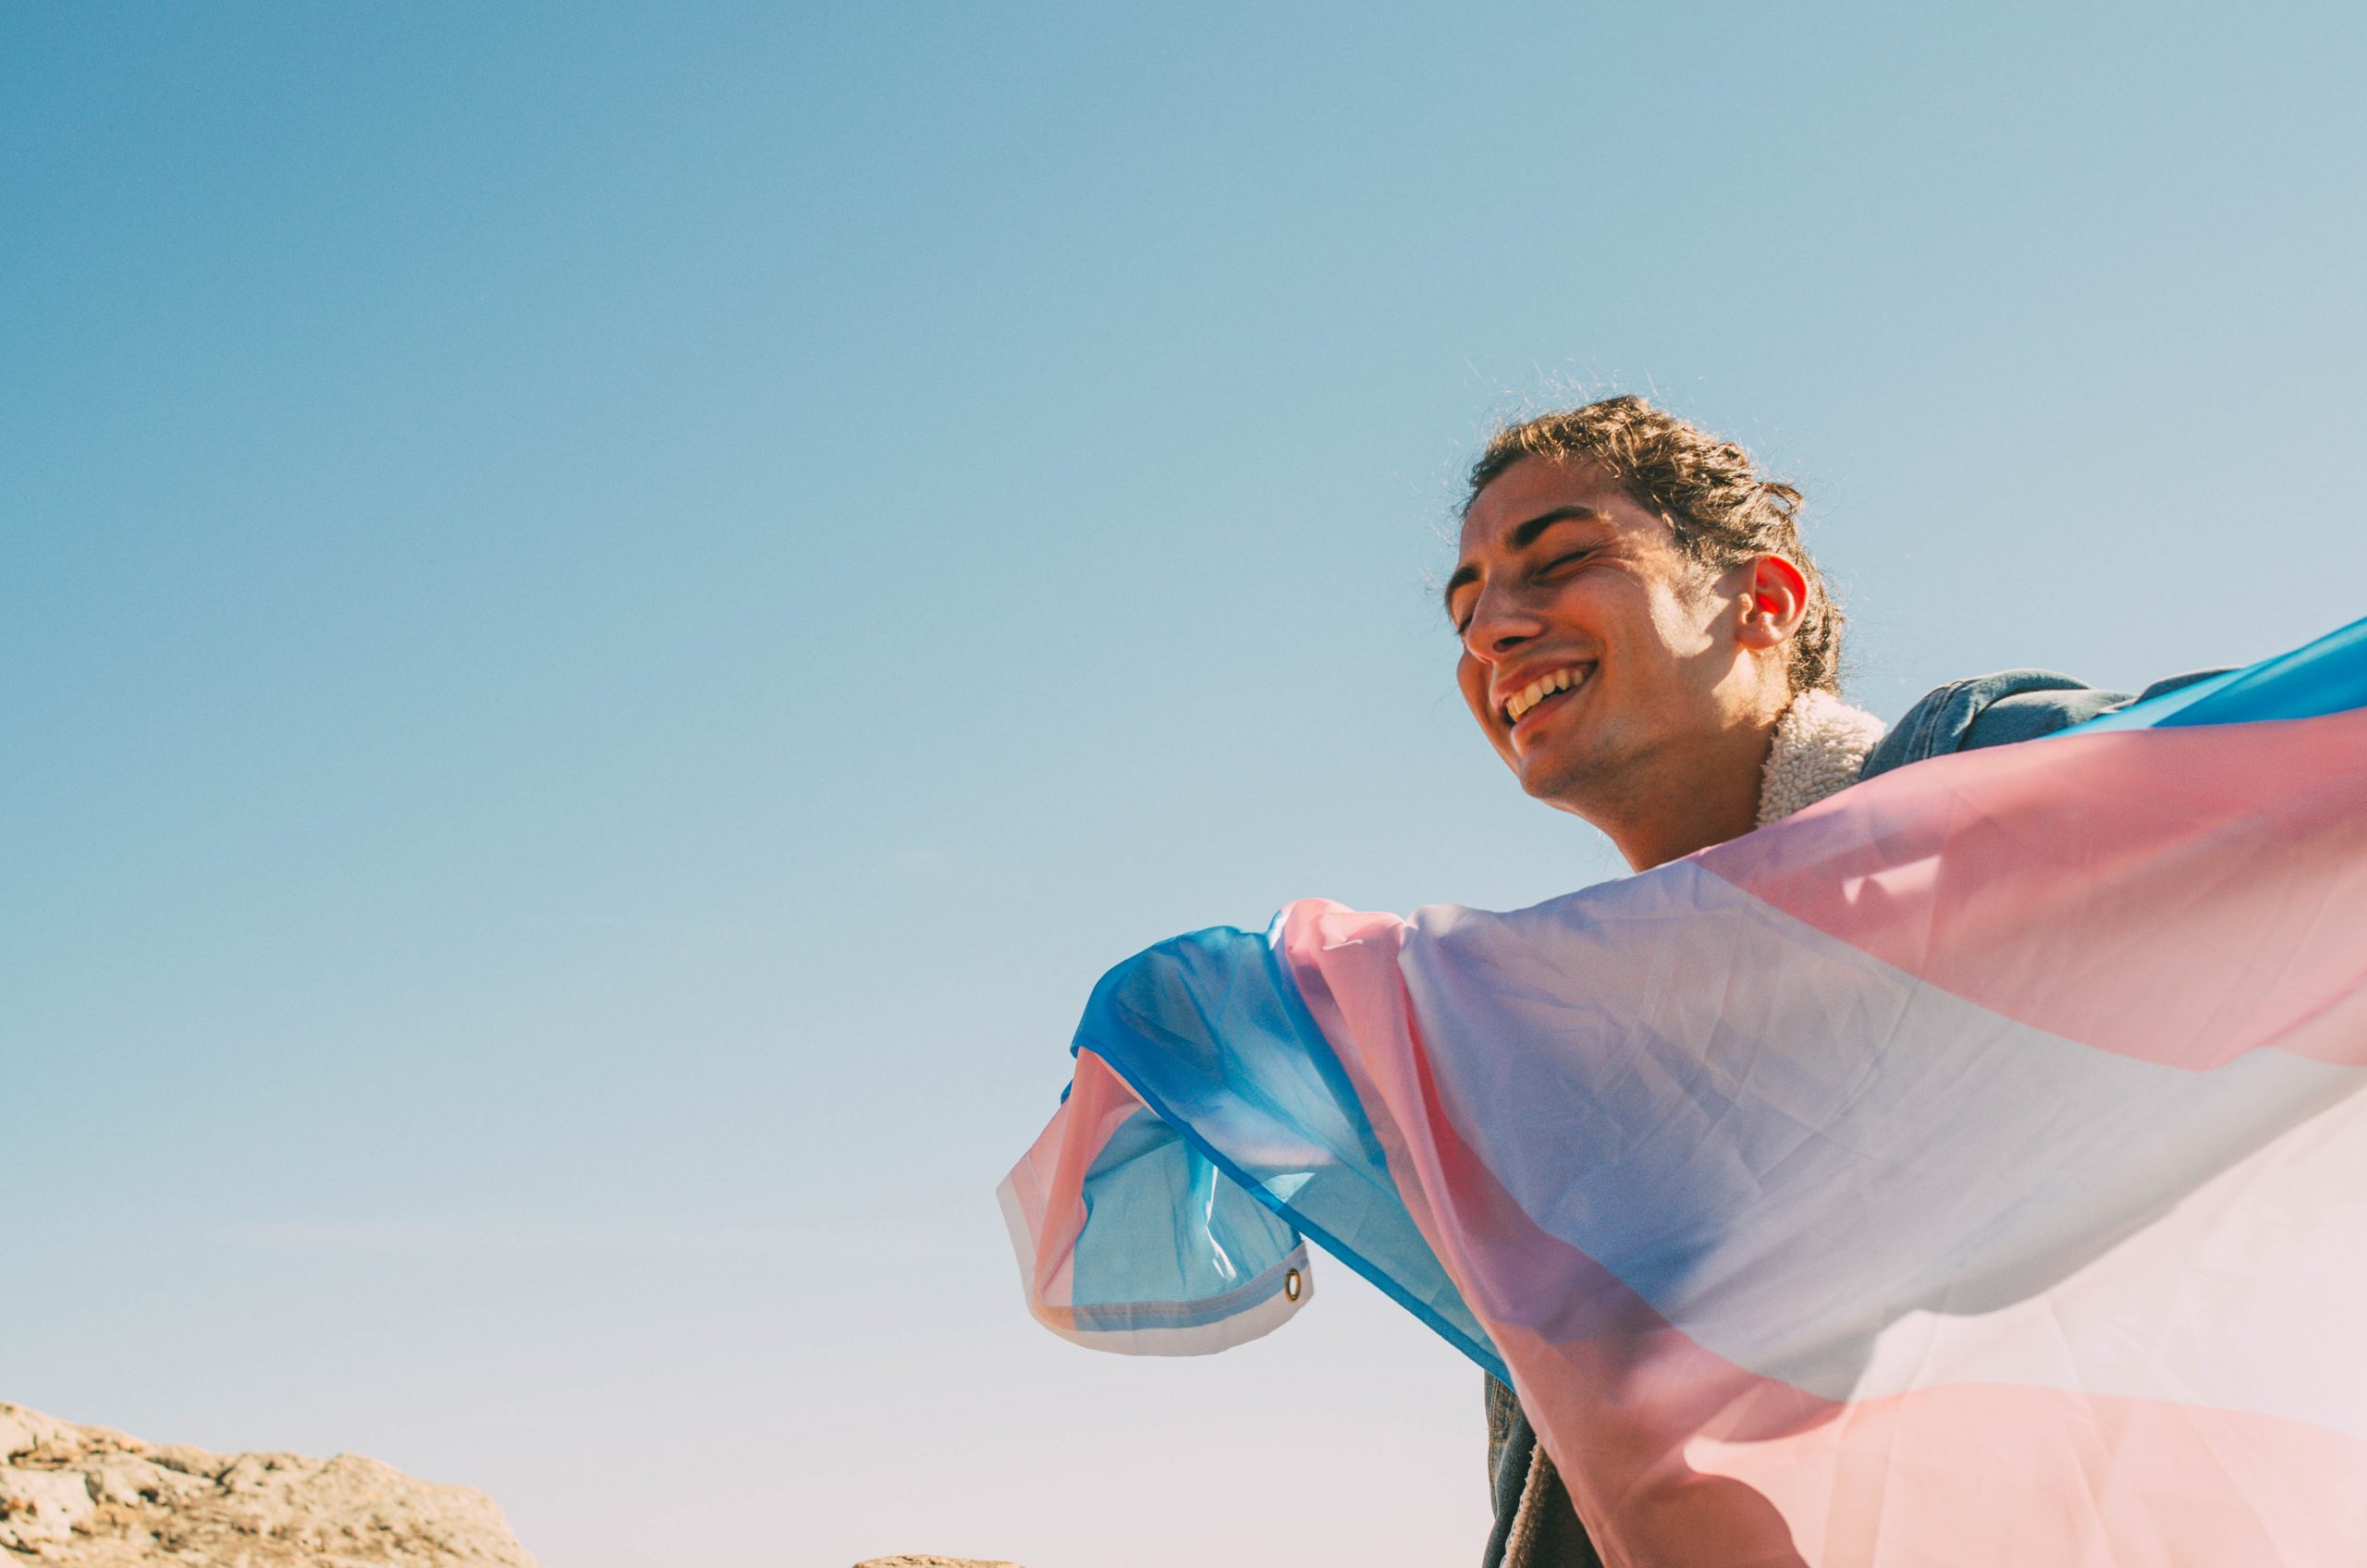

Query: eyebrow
[1441,506,1609,620]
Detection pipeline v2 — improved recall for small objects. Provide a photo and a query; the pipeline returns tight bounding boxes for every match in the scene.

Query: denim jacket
[1478,666,2225,1568]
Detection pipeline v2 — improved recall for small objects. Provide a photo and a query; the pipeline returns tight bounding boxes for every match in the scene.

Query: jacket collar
[1756,689,1888,827]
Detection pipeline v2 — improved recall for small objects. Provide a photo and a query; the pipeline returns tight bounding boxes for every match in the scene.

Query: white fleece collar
[1756,689,1888,827]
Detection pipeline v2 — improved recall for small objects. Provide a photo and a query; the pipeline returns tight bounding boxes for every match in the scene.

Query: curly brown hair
[1463,396,1844,694]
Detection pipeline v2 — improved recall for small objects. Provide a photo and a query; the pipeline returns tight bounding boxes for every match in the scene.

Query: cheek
[1655,564,1725,627]
[1632,579,1720,665]
[1541,576,1622,640]
[1455,653,1494,723]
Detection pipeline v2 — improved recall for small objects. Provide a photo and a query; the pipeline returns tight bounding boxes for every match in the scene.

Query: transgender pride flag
[1000,619,2367,1568]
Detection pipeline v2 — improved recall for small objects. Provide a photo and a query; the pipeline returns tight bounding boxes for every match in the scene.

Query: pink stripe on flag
[1005,1050,1147,1325]
[1699,709,2367,1068]
[1687,1385,2367,1567]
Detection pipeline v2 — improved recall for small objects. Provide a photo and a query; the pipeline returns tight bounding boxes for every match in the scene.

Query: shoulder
[1859,668,2227,780]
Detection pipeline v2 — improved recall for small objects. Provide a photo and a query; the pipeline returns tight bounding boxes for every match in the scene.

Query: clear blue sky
[6,5,2364,1564]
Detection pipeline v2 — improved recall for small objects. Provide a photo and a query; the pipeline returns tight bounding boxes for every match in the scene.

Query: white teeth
[1504,667,1586,724]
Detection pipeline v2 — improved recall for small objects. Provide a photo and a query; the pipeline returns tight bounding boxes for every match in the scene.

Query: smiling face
[1446,455,1797,866]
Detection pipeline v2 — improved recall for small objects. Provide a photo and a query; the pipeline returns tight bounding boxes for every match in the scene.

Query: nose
[1460,582,1542,665]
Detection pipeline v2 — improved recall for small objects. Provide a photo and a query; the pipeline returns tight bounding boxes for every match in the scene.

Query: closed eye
[1448,586,1478,636]
[1451,550,1593,634]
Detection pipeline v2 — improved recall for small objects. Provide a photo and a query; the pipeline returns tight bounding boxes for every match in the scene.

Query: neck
[1590,714,1783,872]
[1585,689,1890,869]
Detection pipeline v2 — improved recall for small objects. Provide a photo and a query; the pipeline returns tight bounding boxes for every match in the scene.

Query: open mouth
[1502,665,1591,729]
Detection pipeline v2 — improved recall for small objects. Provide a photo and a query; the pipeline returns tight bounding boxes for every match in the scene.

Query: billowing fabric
[1484,665,2214,1568]
[999,617,2367,1568]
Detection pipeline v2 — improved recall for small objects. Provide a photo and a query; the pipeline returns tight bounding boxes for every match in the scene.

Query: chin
[1514,726,1638,812]
[1515,754,1603,811]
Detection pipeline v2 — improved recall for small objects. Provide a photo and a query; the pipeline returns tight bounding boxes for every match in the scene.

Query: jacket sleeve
[1859,668,2230,779]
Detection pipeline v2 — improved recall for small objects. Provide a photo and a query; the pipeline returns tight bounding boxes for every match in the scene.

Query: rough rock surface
[0,1403,540,1566]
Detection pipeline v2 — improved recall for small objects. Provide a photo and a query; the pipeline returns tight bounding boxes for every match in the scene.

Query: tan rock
[83,1457,203,1510]
[0,1409,80,1465]
[0,1402,540,1566]
[1,1467,95,1550]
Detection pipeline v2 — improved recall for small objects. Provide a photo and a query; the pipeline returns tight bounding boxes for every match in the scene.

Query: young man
[1445,397,2217,1567]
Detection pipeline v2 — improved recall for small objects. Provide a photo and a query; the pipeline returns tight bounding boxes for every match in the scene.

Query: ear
[1733,555,1809,655]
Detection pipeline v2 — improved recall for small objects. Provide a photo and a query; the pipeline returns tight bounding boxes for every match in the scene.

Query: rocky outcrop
[0,1403,540,1565]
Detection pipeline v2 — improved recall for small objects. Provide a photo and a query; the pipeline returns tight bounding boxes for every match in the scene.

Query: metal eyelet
[1283,1267,1303,1302]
